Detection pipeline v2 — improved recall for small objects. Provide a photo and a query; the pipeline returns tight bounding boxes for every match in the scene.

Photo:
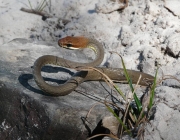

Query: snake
[33,36,154,96]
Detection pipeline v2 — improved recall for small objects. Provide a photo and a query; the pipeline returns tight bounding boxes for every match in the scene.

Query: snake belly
[33,37,154,96]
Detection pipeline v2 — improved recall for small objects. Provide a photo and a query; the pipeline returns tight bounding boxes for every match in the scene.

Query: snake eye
[67,44,72,48]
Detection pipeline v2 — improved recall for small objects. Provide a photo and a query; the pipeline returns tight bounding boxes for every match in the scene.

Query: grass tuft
[27,0,49,11]
[81,53,158,139]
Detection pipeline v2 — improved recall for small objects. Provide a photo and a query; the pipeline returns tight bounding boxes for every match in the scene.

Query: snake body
[33,36,154,96]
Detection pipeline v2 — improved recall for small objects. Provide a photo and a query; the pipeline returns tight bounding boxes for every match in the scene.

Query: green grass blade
[114,84,126,100]
[148,68,158,110]
[28,0,33,9]
[39,1,47,12]
[106,105,132,136]
[37,0,46,11]
[120,56,142,113]
[133,94,142,112]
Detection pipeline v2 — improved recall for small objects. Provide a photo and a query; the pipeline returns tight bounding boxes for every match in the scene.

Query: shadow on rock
[41,65,74,75]
[18,66,75,96]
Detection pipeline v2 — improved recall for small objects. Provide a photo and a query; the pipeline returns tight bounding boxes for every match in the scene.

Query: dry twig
[20,7,53,18]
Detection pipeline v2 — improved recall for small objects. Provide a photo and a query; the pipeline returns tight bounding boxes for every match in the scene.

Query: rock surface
[0,40,115,139]
[0,0,180,140]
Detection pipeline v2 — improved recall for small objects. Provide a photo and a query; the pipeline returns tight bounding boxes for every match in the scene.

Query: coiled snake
[33,36,154,96]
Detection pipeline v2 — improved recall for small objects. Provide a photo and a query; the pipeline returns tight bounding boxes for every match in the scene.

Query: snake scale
[33,36,154,96]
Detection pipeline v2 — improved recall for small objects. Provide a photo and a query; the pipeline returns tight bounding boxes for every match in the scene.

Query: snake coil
[33,36,154,96]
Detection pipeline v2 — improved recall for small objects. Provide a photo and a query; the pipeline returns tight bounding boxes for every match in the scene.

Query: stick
[20,7,53,18]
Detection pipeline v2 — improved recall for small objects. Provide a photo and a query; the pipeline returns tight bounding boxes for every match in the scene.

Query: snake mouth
[59,43,79,50]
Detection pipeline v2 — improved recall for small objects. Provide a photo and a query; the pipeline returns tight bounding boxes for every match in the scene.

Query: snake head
[58,36,89,50]
[58,36,74,49]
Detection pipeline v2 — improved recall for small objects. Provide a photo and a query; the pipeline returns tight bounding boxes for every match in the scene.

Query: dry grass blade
[75,89,124,111]
[85,102,102,119]
[77,66,114,85]
[105,101,124,112]
[154,67,180,86]
[80,103,103,127]
[162,75,180,83]
[135,108,146,128]
[120,101,130,137]
[120,74,142,136]
[76,66,126,100]
[74,89,103,101]
[76,57,157,139]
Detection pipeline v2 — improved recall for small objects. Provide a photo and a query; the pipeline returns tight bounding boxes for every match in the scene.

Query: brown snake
[33,36,154,96]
